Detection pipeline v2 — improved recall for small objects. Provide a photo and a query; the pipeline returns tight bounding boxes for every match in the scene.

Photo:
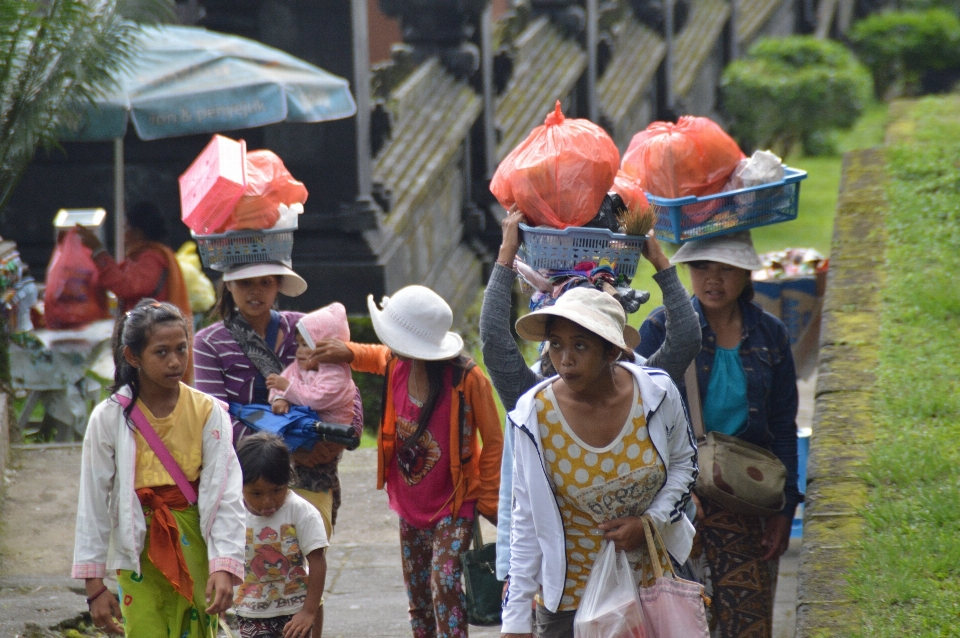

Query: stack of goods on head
[0,239,39,332]
[490,102,654,313]
[621,117,807,243]
[179,134,308,271]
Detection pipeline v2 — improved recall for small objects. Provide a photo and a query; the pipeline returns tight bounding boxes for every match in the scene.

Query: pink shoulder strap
[115,394,198,505]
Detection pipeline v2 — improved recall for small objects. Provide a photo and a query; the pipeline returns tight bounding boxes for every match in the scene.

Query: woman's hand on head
[204,571,235,614]
[75,224,104,253]
[86,579,123,635]
[641,231,671,272]
[307,339,353,367]
[598,516,646,553]
[497,207,526,267]
[761,514,792,560]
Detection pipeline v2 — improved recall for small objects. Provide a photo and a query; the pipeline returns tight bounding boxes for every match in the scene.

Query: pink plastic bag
[43,229,108,329]
[490,102,620,229]
[573,541,649,638]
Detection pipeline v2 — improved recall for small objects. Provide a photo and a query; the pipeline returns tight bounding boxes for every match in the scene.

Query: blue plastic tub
[648,167,808,244]
[518,223,647,279]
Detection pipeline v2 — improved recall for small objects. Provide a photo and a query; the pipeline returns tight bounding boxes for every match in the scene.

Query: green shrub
[721,36,873,156]
[849,9,960,98]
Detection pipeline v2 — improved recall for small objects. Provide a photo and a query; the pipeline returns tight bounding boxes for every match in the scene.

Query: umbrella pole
[113,137,125,260]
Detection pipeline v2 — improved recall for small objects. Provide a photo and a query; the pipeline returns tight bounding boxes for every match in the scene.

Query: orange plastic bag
[490,102,620,229]
[44,229,109,329]
[216,150,308,232]
[621,116,744,200]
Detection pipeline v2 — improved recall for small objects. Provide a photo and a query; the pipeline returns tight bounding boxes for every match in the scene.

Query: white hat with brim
[670,230,763,271]
[222,262,308,297]
[367,286,464,361]
[515,286,641,352]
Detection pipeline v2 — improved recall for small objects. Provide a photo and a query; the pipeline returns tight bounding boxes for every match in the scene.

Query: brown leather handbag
[685,364,786,517]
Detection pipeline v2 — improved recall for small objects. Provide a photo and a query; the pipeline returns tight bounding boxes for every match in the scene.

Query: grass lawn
[846,96,960,636]
[627,101,889,328]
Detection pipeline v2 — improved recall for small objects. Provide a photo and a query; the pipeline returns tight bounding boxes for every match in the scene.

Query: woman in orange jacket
[311,284,502,638]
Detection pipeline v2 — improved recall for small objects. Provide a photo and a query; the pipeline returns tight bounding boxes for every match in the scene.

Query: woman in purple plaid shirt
[193,261,363,538]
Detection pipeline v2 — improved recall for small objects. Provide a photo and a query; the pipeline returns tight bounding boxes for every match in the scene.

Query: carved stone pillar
[378,0,489,78]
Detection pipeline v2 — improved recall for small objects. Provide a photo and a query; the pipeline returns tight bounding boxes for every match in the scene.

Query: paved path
[0,373,815,636]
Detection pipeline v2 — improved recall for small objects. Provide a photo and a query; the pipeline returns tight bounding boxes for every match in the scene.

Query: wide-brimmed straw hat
[669,230,762,271]
[222,262,308,297]
[367,285,464,361]
[515,286,640,351]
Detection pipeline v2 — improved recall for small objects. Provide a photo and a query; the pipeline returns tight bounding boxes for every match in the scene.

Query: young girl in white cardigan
[73,299,245,636]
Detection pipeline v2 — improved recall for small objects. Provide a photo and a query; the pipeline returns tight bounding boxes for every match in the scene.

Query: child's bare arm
[283,548,327,638]
[266,373,290,391]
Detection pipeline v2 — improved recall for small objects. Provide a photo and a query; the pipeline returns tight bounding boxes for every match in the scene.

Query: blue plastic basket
[193,228,294,271]
[649,167,807,243]
[518,223,647,279]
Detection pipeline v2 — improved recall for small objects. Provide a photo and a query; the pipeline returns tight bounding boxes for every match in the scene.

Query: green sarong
[117,505,217,638]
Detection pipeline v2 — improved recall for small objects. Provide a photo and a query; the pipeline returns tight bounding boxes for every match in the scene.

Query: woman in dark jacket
[638,230,801,638]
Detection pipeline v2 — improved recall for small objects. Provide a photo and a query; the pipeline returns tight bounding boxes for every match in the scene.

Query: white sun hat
[222,261,308,297]
[515,286,641,351]
[367,285,464,361]
[669,230,763,271]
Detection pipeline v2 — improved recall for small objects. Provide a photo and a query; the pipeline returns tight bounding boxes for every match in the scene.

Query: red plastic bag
[216,150,308,232]
[44,229,109,329]
[490,102,620,229]
[621,116,745,200]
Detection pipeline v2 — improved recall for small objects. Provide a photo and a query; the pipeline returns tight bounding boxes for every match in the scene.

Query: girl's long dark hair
[401,353,471,451]
[110,298,188,419]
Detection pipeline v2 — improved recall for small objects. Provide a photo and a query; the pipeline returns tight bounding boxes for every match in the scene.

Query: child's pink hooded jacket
[269,302,357,424]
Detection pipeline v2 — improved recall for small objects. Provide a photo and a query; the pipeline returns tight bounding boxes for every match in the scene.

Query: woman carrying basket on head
[480,210,702,587]
[192,261,363,545]
[500,286,698,638]
[637,231,802,638]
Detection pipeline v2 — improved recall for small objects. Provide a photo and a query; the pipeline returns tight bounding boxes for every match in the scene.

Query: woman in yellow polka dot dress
[499,286,699,638]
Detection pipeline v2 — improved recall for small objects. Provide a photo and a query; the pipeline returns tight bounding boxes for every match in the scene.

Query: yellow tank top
[134,384,213,489]
[536,381,668,610]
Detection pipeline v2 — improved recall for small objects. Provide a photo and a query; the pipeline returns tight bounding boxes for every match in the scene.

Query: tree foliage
[720,36,873,157]
[849,9,960,98]
[0,0,172,214]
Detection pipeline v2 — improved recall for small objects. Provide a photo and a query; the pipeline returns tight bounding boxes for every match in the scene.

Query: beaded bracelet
[86,585,109,608]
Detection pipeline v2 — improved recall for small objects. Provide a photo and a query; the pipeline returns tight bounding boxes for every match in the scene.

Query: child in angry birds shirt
[235,433,328,638]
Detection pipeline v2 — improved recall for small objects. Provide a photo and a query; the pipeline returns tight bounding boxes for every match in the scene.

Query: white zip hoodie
[502,363,698,634]
[72,385,246,582]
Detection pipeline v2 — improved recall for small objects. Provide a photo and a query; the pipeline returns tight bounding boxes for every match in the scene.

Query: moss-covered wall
[795,148,887,636]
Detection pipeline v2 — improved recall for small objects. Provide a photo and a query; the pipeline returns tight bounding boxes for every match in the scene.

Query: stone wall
[795,148,887,636]
[0,394,7,486]
[368,58,484,320]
